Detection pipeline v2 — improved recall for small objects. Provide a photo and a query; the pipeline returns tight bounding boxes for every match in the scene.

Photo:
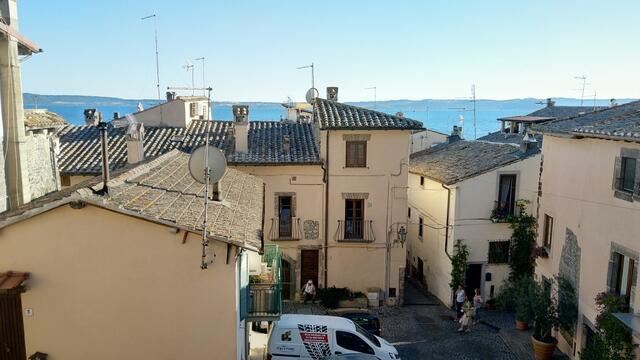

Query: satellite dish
[305,88,319,104]
[188,145,227,184]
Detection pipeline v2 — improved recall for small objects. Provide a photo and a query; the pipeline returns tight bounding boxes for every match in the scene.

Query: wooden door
[0,293,26,360]
[300,250,319,289]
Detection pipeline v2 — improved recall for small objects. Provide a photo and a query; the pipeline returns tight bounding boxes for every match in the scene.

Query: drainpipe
[97,119,109,195]
[442,184,452,261]
[323,130,330,288]
[260,183,265,255]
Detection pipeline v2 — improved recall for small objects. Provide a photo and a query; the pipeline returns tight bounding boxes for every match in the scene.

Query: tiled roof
[24,109,67,129]
[532,101,640,143]
[478,131,543,145]
[528,105,606,119]
[314,98,423,130]
[58,120,321,175]
[409,140,539,185]
[0,150,264,251]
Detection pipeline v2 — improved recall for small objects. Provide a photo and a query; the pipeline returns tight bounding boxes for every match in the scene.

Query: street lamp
[397,225,407,247]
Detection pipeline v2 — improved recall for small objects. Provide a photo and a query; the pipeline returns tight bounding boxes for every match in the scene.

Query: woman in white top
[454,285,466,319]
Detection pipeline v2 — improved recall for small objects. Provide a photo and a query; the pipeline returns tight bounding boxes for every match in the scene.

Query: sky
[18,0,640,102]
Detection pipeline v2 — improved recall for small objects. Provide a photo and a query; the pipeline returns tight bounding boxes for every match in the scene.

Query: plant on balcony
[508,199,537,280]
[581,292,636,360]
[448,239,469,290]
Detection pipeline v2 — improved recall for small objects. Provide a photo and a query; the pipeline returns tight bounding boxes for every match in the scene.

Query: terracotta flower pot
[515,320,529,330]
[531,336,557,360]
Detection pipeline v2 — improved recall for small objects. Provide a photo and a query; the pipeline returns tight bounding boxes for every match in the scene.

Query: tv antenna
[195,57,206,96]
[297,63,315,91]
[365,87,377,108]
[183,60,195,95]
[141,14,161,101]
[574,75,589,105]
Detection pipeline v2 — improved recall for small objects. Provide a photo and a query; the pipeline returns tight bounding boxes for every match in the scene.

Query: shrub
[581,292,636,360]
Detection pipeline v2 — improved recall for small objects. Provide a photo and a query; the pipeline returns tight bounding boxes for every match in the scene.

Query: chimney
[113,112,120,120]
[126,123,145,164]
[84,109,101,125]
[166,91,176,101]
[546,98,555,107]
[448,125,462,143]
[96,114,110,194]
[327,87,338,102]
[233,105,249,153]
[395,112,404,118]
[610,98,618,107]
[520,133,538,154]
[282,134,290,155]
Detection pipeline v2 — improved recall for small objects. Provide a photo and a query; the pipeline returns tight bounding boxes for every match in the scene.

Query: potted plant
[486,298,496,310]
[530,277,578,360]
[515,292,533,330]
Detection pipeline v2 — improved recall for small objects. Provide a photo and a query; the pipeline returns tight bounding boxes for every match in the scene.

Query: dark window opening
[620,157,637,193]
[418,217,424,239]
[345,199,364,239]
[346,141,367,168]
[408,207,411,218]
[278,196,292,238]
[611,251,635,310]
[488,241,510,264]
[420,176,425,186]
[543,214,554,249]
[496,174,517,217]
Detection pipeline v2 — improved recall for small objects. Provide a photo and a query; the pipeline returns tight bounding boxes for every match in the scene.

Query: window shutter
[612,156,622,190]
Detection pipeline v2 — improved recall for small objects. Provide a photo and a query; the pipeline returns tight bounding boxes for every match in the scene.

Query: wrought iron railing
[334,219,375,243]
[268,217,302,241]
[247,244,282,319]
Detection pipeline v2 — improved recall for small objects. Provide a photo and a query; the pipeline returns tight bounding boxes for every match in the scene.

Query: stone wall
[25,130,60,199]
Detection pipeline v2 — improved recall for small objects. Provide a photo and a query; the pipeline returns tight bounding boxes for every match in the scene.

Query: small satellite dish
[305,88,319,105]
[188,145,227,184]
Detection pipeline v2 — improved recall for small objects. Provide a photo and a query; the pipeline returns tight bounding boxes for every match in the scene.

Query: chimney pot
[166,91,176,101]
[327,87,338,102]
[396,112,404,118]
[113,112,120,120]
[233,105,249,123]
[233,105,249,153]
[519,134,538,154]
[448,125,462,143]
[84,109,101,125]
[126,123,145,164]
[546,98,555,107]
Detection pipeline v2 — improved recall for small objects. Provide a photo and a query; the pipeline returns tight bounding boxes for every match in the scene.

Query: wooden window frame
[345,141,367,168]
[620,157,637,193]
[418,216,424,240]
[344,199,365,239]
[542,214,554,250]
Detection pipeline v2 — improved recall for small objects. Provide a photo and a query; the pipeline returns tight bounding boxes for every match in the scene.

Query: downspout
[323,130,330,287]
[384,160,408,303]
[260,183,265,255]
[442,184,452,261]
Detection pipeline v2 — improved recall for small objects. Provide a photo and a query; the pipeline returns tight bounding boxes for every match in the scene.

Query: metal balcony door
[278,196,292,238]
[0,293,26,360]
[300,250,319,289]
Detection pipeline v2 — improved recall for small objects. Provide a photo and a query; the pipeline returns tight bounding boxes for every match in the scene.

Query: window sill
[614,189,634,202]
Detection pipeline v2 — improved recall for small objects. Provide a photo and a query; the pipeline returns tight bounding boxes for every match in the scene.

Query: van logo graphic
[298,324,331,359]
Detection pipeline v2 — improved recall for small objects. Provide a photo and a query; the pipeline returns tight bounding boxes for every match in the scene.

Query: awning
[0,22,42,55]
[613,312,640,334]
[0,271,29,293]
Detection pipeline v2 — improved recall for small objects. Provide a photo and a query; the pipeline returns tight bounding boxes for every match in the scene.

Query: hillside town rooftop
[409,140,539,185]
[314,98,423,130]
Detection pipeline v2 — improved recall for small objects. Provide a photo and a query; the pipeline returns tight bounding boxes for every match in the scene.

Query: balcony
[334,219,375,243]
[247,244,282,320]
[268,217,302,241]
[491,200,515,222]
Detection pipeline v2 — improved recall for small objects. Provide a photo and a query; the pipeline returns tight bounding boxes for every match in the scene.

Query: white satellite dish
[188,145,227,185]
[305,87,319,105]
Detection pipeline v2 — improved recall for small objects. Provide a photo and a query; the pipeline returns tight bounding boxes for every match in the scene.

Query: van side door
[333,330,376,356]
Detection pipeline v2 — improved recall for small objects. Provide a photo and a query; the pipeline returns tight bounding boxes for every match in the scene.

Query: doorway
[0,293,26,360]
[281,259,293,300]
[417,257,424,284]
[465,264,483,299]
[301,250,319,290]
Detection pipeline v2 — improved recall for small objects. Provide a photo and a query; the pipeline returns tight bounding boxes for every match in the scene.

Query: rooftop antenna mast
[195,57,206,96]
[471,84,477,140]
[141,14,161,101]
[297,63,315,91]
[365,87,377,108]
[183,60,195,95]
[574,75,589,105]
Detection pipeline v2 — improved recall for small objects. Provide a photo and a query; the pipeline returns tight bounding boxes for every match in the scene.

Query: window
[278,196,292,238]
[543,214,554,249]
[418,217,424,239]
[345,199,364,239]
[420,176,425,186]
[346,141,367,168]
[408,207,411,218]
[496,174,517,217]
[189,102,197,117]
[488,241,510,264]
[610,251,636,310]
[336,331,374,354]
[620,157,637,193]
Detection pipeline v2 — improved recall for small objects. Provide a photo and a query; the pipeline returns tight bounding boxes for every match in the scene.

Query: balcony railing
[268,217,302,241]
[247,244,282,320]
[334,219,375,243]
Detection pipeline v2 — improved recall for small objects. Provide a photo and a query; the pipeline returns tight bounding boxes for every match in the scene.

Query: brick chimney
[233,105,249,153]
[126,123,145,164]
[546,98,555,107]
[327,87,338,102]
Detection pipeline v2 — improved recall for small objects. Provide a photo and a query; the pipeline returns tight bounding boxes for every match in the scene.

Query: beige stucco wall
[0,204,239,360]
[322,130,410,303]
[127,99,207,128]
[410,129,448,153]
[535,136,640,358]
[408,153,541,306]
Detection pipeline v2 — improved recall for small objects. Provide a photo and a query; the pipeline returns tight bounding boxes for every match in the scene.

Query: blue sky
[18,0,640,102]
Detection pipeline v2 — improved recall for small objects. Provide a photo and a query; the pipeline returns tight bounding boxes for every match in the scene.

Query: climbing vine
[581,292,636,360]
[508,199,537,280]
[449,239,469,290]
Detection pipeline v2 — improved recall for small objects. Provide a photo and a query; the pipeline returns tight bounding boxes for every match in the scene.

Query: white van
[266,314,400,360]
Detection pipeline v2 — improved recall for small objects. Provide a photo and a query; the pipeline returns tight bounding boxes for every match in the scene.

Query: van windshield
[355,323,380,347]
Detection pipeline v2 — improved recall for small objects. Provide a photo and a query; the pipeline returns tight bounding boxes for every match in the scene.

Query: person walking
[454,285,465,319]
[473,288,483,324]
[302,280,316,304]
[458,297,473,333]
